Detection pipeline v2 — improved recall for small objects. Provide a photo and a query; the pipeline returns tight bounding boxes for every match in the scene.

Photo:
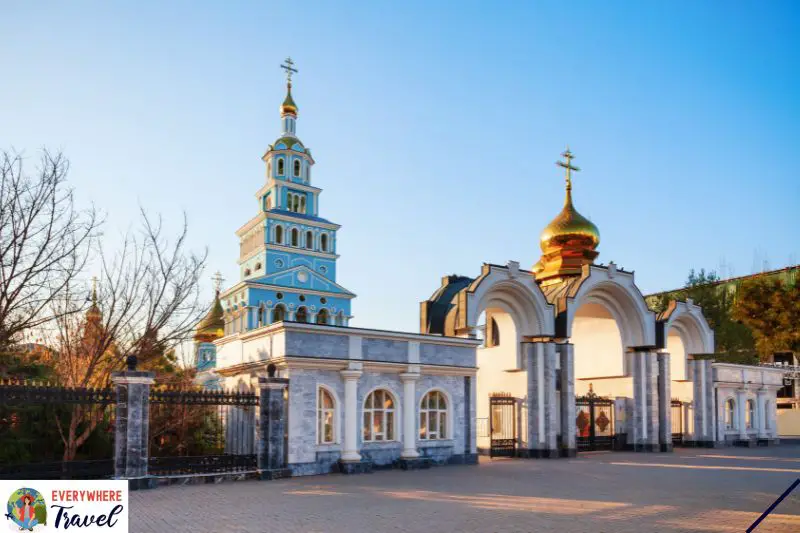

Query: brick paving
[130,445,800,532]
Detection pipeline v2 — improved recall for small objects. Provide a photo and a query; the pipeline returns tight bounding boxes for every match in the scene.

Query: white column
[757,389,768,438]
[340,369,362,462]
[737,389,748,440]
[400,372,420,459]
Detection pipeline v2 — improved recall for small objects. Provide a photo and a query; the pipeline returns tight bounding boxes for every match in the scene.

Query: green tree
[732,277,800,361]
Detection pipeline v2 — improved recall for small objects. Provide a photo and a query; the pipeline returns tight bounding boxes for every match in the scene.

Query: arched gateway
[421,149,690,456]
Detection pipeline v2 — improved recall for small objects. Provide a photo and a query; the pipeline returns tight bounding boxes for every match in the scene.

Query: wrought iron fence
[0,380,115,479]
[148,387,259,476]
[671,399,684,446]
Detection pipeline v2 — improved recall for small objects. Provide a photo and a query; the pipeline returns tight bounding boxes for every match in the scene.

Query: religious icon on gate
[576,410,590,437]
[595,410,610,433]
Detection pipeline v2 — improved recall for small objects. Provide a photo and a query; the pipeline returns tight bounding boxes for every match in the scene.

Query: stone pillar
[737,389,748,441]
[112,357,155,490]
[400,372,420,460]
[757,389,768,439]
[258,376,291,479]
[688,357,716,446]
[339,368,363,465]
[657,352,672,452]
[526,342,558,457]
[627,349,659,451]
[558,343,576,457]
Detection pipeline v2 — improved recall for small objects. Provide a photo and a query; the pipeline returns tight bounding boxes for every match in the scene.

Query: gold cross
[556,147,580,189]
[280,57,298,83]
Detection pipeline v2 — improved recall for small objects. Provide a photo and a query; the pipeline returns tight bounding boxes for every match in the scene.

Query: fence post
[258,376,291,480]
[111,355,156,490]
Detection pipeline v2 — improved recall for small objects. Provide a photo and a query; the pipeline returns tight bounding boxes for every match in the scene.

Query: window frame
[362,388,397,442]
[419,389,449,441]
[317,386,337,445]
[293,159,302,178]
[725,398,736,430]
[272,304,286,323]
[277,157,285,176]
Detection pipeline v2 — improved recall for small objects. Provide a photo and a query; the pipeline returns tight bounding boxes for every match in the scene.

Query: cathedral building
[195,62,787,477]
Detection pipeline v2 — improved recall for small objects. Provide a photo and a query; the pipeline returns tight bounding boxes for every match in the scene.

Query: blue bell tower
[219,58,355,334]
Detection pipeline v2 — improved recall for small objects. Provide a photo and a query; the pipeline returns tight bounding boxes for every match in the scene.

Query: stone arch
[564,265,655,349]
[659,299,715,381]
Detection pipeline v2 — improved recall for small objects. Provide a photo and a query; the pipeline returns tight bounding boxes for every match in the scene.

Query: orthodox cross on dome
[212,271,225,295]
[556,147,580,191]
[280,57,298,84]
[87,276,98,304]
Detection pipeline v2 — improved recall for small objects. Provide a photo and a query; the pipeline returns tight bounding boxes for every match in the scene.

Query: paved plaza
[130,445,800,533]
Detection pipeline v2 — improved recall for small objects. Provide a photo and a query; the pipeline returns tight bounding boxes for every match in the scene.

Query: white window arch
[277,157,285,176]
[272,304,286,323]
[293,159,301,177]
[305,230,313,249]
[363,389,396,442]
[317,386,337,444]
[299,195,306,214]
[419,389,448,440]
[321,233,329,252]
[291,228,299,247]
[725,398,736,430]
[275,225,284,245]
[295,306,308,323]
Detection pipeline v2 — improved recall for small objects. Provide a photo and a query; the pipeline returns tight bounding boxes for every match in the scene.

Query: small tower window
[277,158,285,176]
[275,226,283,244]
[291,228,299,247]
[293,195,300,213]
[293,160,301,177]
[316,308,329,325]
[299,195,306,214]
[272,304,286,323]
[296,306,308,323]
[321,234,329,252]
[305,230,313,249]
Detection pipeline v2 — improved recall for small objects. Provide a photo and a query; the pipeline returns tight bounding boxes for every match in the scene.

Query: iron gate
[575,391,614,451]
[489,394,517,457]
[671,400,683,446]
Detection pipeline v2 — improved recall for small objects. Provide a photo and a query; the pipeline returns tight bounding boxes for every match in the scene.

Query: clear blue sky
[2,1,798,332]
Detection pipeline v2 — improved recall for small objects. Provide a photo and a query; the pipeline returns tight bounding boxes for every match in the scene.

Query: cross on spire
[280,57,298,84]
[556,147,580,190]
[212,271,225,295]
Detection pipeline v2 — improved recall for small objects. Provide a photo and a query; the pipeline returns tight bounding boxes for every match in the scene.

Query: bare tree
[48,209,208,460]
[0,150,99,349]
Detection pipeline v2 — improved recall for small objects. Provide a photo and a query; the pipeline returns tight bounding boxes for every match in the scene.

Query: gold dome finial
[534,148,601,286]
[280,57,298,116]
[86,276,102,322]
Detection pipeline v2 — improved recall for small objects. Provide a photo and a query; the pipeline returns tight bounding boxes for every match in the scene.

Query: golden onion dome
[539,186,600,252]
[194,292,225,342]
[280,82,298,116]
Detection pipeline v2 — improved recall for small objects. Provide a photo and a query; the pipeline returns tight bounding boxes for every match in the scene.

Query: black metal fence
[671,399,684,446]
[0,380,115,479]
[489,394,517,457]
[148,387,259,476]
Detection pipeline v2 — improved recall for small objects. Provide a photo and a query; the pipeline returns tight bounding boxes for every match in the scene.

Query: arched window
[277,158,285,176]
[321,234,328,252]
[746,399,755,429]
[725,398,736,430]
[257,305,264,327]
[316,308,329,325]
[363,389,395,442]
[292,195,300,213]
[305,230,313,249]
[490,317,500,347]
[420,390,448,440]
[275,226,283,245]
[293,159,301,177]
[336,311,345,326]
[299,195,306,213]
[295,306,308,323]
[318,387,335,444]
[272,304,286,323]
[291,228,299,247]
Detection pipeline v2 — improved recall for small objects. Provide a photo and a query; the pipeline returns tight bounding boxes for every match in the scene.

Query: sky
[2,1,798,333]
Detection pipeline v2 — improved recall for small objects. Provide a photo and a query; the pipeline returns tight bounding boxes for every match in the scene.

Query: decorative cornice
[265,243,339,260]
[236,212,267,237]
[267,212,340,230]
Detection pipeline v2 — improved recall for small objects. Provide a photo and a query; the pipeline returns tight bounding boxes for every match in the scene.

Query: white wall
[666,332,688,381]
[572,303,625,379]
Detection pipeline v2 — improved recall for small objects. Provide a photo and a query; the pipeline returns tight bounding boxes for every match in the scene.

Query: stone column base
[659,443,674,453]
[338,459,374,475]
[734,439,758,448]
[633,443,661,452]
[125,477,157,491]
[260,468,293,480]
[683,440,725,448]
[757,438,781,446]
[398,457,431,470]
[560,448,577,458]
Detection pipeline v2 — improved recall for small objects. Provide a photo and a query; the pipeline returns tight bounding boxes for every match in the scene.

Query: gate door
[671,400,683,446]
[489,394,517,457]
[575,390,614,451]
